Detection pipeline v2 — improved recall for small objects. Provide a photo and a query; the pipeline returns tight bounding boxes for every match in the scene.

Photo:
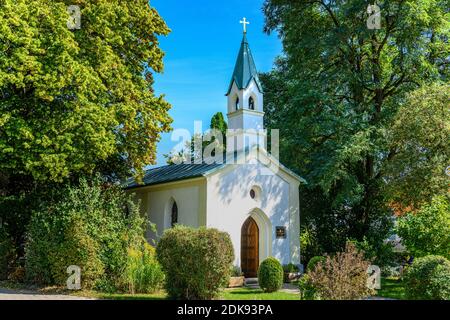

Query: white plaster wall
[242,79,263,112]
[227,79,264,121]
[227,82,244,114]
[227,111,243,130]
[228,111,264,131]
[205,160,300,267]
[143,185,201,244]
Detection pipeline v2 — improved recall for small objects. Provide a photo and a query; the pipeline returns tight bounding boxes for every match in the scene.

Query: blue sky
[150,0,282,166]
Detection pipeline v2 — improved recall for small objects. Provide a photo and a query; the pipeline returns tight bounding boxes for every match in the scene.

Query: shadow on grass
[376,277,406,300]
[221,288,299,300]
[98,292,168,300]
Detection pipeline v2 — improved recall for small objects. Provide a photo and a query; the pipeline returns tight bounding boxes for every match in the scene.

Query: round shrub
[258,257,283,293]
[404,255,450,300]
[156,225,234,300]
[307,256,326,272]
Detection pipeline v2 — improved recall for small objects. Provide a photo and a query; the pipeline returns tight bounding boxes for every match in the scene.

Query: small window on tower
[249,97,255,110]
[235,97,240,110]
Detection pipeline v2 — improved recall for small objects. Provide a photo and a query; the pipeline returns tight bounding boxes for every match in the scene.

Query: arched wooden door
[241,217,259,277]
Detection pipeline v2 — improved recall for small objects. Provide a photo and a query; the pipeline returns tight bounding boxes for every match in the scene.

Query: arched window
[249,97,255,110]
[171,202,178,227]
[235,97,240,110]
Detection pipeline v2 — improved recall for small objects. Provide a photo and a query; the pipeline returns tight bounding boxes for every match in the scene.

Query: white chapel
[127,22,304,277]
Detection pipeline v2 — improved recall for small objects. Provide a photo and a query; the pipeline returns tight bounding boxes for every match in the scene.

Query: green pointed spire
[226,34,262,95]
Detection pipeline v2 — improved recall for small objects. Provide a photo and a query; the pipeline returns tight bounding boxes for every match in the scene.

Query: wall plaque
[276,226,286,239]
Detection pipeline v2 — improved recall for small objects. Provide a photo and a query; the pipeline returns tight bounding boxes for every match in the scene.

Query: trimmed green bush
[404,255,450,300]
[258,257,283,293]
[306,256,326,272]
[156,225,234,300]
[123,243,165,294]
[25,177,146,290]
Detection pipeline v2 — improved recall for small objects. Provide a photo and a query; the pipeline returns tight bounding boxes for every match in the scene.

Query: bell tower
[226,18,265,152]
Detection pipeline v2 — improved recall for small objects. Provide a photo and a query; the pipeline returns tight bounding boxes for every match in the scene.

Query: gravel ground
[0,287,94,300]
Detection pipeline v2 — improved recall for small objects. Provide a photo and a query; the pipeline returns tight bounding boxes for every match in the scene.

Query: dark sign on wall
[276,226,286,239]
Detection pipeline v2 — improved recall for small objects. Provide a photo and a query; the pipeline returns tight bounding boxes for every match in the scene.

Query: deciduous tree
[0,0,172,183]
[262,0,449,258]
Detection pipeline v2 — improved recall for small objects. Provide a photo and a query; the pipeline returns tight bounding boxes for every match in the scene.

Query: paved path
[244,281,301,294]
[0,287,94,300]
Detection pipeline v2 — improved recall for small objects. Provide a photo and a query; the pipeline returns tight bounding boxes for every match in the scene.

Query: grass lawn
[74,287,299,300]
[375,277,406,300]
[1,280,299,300]
[220,288,299,300]
[93,291,168,300]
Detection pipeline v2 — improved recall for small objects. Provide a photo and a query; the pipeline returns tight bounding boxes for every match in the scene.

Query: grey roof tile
[125,162,224,189]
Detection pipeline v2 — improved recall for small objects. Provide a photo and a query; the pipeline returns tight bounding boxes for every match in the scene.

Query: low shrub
[307,243,372,300]
[298,274,317,300]
[283,263,299,273]
[49,220,104,289]
[404,255,450,300]
[25,177,146,290]
[156,225,234,300]
[258,257,283,293]
[123,243,165,294]
[306,256,326,272]
[350,236,397,268]
[7,266,25,283]
[230,266,243,277]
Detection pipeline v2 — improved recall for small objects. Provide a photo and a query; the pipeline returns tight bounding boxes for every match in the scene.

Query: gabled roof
[125,148,307,190]
[226,34,263,95]
[124,163,224,189]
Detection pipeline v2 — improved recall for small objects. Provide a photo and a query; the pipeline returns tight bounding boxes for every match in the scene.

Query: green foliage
[262,0,449,259]
[210,112,228,136]
[156,225,234,300]
[283,263,299,273]
[385,83,450,207]
[349,236,397,268]
[123,243,165,294]
[0,179,51,266]
[257,257,283,293]
[25,177,147,290]
[0,226,16,280]
[397,196,450,259]
[230,266,243,277]
[165,112,228,164]
[49,219,104,289]
[0,0,172,183]
[376,277,406,300]
[298,274,317,300]
[306,256,326,273]
[299,227,321,265]
[404,255,450,300]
